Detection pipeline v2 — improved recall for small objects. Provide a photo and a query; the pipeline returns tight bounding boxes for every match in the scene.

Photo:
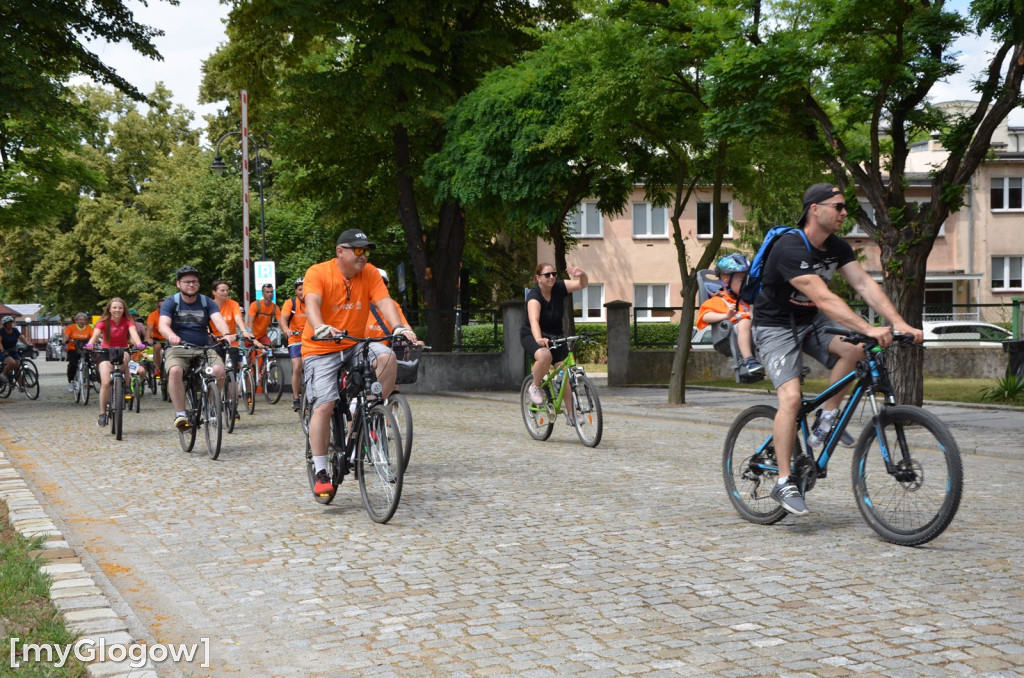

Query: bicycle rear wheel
[21,363,39,400]
[569,374,602,447]
[385,393,413,472]
[179,384,198,453]
[520,376,553,441]
[722,405,788,525]
[0,377,11,398]
[357,404,403,523]
[112,378,124,441]
[203,384,223,460]
[307,406,343,504]
[263,360,283,404]
[223,372,237,434]
[852,405,963,546]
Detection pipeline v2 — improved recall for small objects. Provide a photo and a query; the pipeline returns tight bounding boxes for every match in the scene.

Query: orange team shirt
[280,296,307,345]
[248,299,280,338]
[365,301,409,339]
[301,261,389,356]
[211,298,241,337]
[146,309,165,341]
[65,323,93,350]
[696,289,752,331]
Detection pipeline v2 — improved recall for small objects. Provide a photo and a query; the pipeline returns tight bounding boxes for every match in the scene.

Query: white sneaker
[528,384,544,405]
[68,383,75,392]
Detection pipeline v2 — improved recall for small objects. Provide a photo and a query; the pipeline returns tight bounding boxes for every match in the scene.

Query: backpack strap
[370,303,391,335]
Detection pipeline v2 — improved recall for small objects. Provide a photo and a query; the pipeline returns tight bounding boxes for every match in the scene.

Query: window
[849,199,943,236]
[634,284,670,321]
[567,202,603,238]
[573,284,605,321]
[991,256,1023,290]
[696,202,732,238]
[992,177,1023,210]
[632,202,668,238]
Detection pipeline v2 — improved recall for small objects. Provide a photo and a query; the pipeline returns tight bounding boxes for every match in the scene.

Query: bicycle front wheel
[357,405,404,524]
[203,384,223,460]
[385,393,413,472]
[179,384,198,453]
[852,405,963,546]
[0,377,11,398]
[570,374,602,447]
[223,372,237,434]
[520,376,553,441]
[722,405,788,525]
[112,378,124,441]
[22,363,39,400]
[131,377,142,412]
[81,369,92,406]
[243,368,256,415]
[263,360,283,404]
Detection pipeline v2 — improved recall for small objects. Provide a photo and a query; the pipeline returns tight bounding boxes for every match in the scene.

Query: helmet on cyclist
[176,265,200,281]
[715,253,750,277]
[1,315,13,324]
[378,269,389,284]
[128,308,139,317]
[294,277,304,287]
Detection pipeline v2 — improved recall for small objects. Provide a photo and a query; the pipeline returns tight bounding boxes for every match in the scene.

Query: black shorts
[520,329,569,364]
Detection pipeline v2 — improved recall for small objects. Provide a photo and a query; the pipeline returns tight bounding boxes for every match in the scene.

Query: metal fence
[404,308,503,352]
[632,302,1023,348]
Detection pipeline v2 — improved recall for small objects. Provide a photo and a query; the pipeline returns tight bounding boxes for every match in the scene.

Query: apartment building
[538,108,1024,323]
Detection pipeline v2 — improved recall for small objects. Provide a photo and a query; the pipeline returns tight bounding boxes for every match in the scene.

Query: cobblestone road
[2,361,1023,677]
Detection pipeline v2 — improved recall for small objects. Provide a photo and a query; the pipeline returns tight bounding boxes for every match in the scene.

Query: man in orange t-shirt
[145,302,166,377]
[64,312,94,391]
[281,277,307,411]
[302,228,419,500]
[247,284,280,346]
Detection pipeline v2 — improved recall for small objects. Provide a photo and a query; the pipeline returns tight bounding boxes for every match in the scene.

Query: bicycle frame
[752,341,906,482]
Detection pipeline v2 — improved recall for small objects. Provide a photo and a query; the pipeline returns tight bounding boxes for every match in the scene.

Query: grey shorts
[303,343,395,406]
[753,314,839,388]
[163,346,225,374]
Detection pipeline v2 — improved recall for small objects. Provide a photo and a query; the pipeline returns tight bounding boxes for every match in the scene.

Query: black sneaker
[97,414,107,427]
[292,398,301,412]
[770,480,808,516]
[741,357,764,375]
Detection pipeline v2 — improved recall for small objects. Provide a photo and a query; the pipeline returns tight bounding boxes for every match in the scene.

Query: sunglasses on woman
[539,272,558,279]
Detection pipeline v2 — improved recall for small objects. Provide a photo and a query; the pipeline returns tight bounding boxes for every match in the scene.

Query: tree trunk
[393,123,465,351]
[668,270,699,403]
[879,236,928,406]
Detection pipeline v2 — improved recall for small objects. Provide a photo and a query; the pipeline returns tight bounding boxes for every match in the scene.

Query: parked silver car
[921,321,1011,346]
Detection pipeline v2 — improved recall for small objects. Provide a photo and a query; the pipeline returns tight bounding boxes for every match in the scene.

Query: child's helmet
[715,253,750,276]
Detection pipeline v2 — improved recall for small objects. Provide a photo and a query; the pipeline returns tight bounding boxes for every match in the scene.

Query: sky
[79,1,1022,129]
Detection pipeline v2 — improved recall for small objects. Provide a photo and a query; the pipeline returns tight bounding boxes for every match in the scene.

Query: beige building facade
[539,112,1024,325]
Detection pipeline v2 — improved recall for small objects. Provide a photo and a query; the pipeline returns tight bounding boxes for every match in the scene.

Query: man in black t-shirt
[752,183,922,516]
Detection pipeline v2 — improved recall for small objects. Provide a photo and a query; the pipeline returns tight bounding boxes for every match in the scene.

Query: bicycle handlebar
[543,332,598,348]
[825,326,919,349]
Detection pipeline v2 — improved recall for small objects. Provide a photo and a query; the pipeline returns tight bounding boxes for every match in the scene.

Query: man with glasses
[159,266,236,431]
[752,183,922,516]
[302,229,418,500]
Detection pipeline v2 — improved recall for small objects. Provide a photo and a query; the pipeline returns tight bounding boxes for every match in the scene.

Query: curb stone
[0,449,158,678]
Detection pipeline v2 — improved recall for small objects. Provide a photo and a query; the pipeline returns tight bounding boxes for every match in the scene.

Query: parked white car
[921,321,1011,346]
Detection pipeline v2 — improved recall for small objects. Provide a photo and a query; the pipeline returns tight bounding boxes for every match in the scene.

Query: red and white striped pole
[240,90,252,325]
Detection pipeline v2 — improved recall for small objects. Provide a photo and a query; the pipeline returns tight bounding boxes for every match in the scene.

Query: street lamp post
[210,132,268,261]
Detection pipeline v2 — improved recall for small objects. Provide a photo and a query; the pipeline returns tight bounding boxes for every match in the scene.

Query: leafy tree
[732,0,1024,404]
[201,0,578,349]
[0,0,171,238]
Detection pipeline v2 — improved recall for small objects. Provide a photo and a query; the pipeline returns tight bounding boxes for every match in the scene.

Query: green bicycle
[520,333,603,447]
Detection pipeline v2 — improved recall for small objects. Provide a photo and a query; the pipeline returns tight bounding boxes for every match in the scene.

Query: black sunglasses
[817,202,848,212]
[539,272,558,279]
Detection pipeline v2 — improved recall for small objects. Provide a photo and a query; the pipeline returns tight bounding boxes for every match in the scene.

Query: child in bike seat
[697,254,762,376]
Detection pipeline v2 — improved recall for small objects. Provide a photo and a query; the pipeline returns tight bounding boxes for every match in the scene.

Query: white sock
[175,411,186,417]
[314,456,328,473]
[777,476,789,485]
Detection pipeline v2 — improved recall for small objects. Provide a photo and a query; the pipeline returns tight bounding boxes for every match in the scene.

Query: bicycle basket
[392,337,423,385]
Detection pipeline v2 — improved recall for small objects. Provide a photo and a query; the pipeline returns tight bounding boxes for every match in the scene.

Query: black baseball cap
[337,229,375,249]
[797,183,842,226]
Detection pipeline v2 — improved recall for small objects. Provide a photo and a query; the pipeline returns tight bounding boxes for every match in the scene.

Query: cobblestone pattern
[1,362,1023,677]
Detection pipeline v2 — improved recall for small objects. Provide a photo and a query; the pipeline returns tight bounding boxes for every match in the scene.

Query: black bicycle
[175,342,226,459]
[723,328,963,546]
[92,348,130,441]
[303,333,404,523]
[0,345,39,401]
[73,341,99,406]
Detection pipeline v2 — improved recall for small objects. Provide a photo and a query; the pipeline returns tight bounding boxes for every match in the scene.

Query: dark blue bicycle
[723,327,963,546]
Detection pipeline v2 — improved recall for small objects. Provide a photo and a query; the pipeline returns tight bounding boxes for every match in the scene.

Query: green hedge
[631,322,680,348]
